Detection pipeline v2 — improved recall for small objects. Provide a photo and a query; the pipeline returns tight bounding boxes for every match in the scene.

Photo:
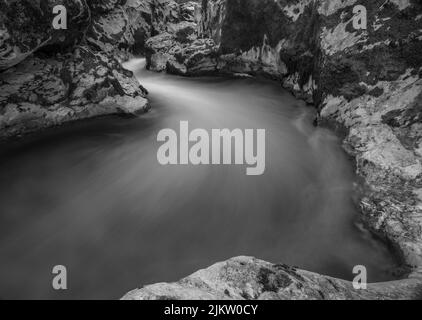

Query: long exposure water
[0,59,400,299]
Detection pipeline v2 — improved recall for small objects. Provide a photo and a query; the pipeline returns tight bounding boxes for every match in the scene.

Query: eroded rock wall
[315,0,422,268]
[143,0,207,73]
[86,0,191,58]
[0,46,148,138]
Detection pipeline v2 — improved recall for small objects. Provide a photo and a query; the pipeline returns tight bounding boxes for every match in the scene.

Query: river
[0,58,400,299]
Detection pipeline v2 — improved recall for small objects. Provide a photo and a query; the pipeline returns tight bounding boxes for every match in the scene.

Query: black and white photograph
[0,0,421,307]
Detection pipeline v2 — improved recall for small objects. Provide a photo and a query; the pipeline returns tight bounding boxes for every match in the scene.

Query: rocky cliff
[128,0,422,300]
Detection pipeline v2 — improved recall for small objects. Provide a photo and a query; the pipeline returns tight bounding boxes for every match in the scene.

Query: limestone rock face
[145,0,320,91]
[122,256,422,300]
[146,33,218,75]
[0,0,150,139]
[87,0,153,59]
[316,0,422,268]
[144,0,217,75]
[86,0,202,63]
[0,46,149,138]
[88,0,122,13]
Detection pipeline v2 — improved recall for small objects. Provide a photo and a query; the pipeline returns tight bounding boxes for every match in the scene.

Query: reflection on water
[0,59,400,299]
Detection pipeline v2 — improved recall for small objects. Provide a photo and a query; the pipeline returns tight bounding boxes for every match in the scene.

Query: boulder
[122,256,422,300]
[0,46,149,138]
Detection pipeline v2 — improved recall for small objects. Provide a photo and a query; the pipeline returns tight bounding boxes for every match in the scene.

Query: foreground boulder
[123,256,422,300]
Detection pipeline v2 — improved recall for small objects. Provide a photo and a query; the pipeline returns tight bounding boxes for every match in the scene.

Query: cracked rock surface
[123,256,422,300]
[0,46,149,138]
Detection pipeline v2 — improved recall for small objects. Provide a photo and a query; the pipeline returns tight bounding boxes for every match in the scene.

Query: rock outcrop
[145,1,216,76]
[0,0,150,139]
[316,0,422,269]
[123,256,422,300]
[0,46,148,138]
[127,0,422,300]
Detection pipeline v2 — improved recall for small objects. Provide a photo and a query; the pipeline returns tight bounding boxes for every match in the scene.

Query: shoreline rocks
[0,46,149,139]
[122,256,422,300]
